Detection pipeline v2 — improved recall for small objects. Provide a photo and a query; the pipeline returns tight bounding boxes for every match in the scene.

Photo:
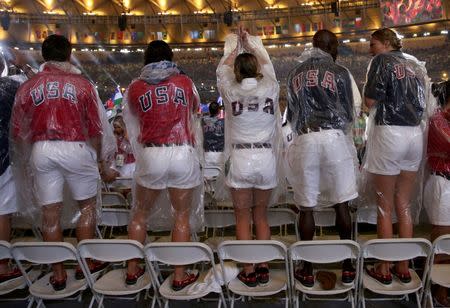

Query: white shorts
[31,141,99,206]
[287,129,358,208]
[424,174,450,226]
[226,148,277,190]
[135,145,201,190]
[0,166,17,215]
[365,125,423,175]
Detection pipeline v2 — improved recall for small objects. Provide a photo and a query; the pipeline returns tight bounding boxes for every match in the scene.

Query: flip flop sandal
[365,265,392,285]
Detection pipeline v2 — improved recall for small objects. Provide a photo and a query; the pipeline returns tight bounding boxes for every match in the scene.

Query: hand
[101,167,119,183]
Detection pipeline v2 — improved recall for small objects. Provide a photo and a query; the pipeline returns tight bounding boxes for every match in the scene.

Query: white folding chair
[423,235,450,308]
[77,239,153,308]
[11,241,88,308]
[359,238,432,308]
[10,214,42,243]
[96,208,130,239]
[0,240,39,301]
[101,192,129,208]
[144,242,227,308]
[203,209,236,251]
[267,208,299,247]
[217,240,290,308]
[289,240,360,308]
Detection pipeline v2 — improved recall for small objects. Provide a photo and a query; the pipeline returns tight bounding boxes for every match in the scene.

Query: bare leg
[127,184,160,275]
[392,170,416,273]
[231,188,254,274]
[76,197,97,242]
[42,203,65,280]
[298,209,315,274]
[0,214,11,274]
[334,202,353,269]
[168,187,194,281]
[373,173,397,275]
[252,189,272,269]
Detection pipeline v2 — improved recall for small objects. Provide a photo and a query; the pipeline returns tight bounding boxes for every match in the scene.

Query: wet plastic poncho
[285,47,360,208]
[10,61,116,228]
[215,34,284,206]
[123,60,204,232]
[358,51,434,224]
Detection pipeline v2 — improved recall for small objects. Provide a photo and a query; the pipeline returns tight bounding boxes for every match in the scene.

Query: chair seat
[30,269,87,299]
[159,272,211,300]
[0,269,40,296]
[294,269,354,295]
[10,237,40,244]
[93,268,151,295]
[362,268,422,295]
[431,264,450,287]
[228,269,286,297]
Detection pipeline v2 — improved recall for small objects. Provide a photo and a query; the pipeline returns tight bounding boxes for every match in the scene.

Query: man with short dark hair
[286,29,361,287]
[124,40,201,291]
[11,34,115,291]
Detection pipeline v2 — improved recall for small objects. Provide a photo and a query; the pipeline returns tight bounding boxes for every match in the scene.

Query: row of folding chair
[4,236,450,308]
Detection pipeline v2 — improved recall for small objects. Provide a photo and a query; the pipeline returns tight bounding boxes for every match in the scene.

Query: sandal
[125,267,145,286]
[392,268,412,284]
[342,264,356,285]
[294,267,314,288]
[172,270,200,291]
[75,260,109,280]
[237,270,257,288]
[0,267,22,284]
[255,266,269,285]
[365,265,392,285]
[432,285,450,307]
[49,272,67,291]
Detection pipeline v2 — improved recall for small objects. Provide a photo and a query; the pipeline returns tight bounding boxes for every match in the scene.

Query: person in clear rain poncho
[10,35,116,291]
[216,27,283,287]
[286,29,361,288]
[363,28,431,286]
[123,40,202,291]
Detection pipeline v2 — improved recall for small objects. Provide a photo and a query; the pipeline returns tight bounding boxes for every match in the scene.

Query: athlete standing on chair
[363,28,429,285]
[217,27,282,287]
[286,29,360,288]
[124,40,202,291]
[11,35,115,291]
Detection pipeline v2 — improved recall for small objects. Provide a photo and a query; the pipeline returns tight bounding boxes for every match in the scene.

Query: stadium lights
[441,30,448,35]
[413,33,417,37]
[120,48,130,53]
[423,32,430,36]
[29,47,33,50]
[284,44,292,47]
[305,42,312,47]
[111,48,115,51]
[359,38,367,42]
[13,46,19,50]
[83,12,97,16]
[343,39,350,43]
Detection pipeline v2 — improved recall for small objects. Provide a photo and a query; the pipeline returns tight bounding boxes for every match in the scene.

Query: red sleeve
[84,84,103,138]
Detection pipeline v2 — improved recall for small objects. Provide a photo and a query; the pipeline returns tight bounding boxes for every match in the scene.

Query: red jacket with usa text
[12,62,102,143]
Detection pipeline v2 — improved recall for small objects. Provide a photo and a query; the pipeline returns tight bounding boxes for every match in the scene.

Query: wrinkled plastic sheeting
[122,62,204,232]
[215,33,285,207]
[10,61,116,229]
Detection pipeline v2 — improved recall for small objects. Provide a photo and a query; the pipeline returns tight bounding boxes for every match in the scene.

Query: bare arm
[364,97,377,109]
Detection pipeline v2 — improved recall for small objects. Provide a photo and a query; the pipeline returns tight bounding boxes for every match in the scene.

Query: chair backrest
[313,208,336,227]
[217,240,287,264]
[11,242,78,264]
[362,238,432,262]
[77,239,144,262]
[267,208,297,228]
[204,166,221,180]
[144,242,214,266]
[101,192,128,207]
[432,235,450,256]
[99,208,130,227]
[204,209,236,228]
[0,240,11,260]
[289,240,360,263]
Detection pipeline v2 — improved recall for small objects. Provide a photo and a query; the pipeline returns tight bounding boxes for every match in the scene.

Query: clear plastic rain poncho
[358,50,435,225]
[423,81,450,226]
[285,47,360,209]
[9,61,116,229]
[123,60,204,232]
[215,33,285,206]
